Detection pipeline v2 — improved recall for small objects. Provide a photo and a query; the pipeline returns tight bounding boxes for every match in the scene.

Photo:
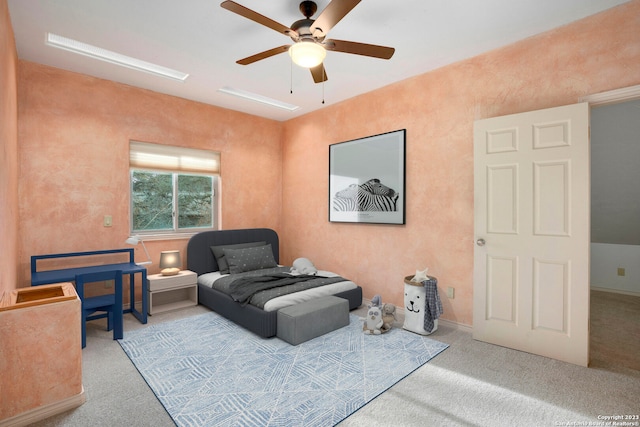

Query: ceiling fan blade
[221,1,297,37]
[236,45,291,65]
[324,39,395,59]
[311,0,361,37]
[310,63,328,83]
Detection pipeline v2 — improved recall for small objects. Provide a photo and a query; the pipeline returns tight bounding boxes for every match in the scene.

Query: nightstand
[147,270,198,315]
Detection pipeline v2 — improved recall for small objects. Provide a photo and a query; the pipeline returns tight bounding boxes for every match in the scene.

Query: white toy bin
[403,275,438,335]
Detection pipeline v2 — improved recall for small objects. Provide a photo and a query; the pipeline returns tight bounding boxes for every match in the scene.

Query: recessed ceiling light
[218,86,300,111]
[45,33,189,82]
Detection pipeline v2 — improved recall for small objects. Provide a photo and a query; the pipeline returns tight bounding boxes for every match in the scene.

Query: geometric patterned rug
[119,311,448,427]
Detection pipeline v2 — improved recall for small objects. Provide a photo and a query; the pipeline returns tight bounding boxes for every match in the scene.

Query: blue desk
[31,249,147,324]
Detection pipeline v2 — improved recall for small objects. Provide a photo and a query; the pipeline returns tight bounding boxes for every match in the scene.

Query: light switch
[104,215,112,227]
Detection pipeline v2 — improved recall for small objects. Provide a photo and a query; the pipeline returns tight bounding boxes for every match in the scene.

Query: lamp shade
[125,236,140,245]
[159,250,181,276]
[288,41,326,68]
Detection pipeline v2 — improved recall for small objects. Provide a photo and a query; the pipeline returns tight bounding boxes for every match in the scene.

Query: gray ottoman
[277,296,349,345]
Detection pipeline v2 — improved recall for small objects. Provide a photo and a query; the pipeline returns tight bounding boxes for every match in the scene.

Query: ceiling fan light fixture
[288,41,326,68]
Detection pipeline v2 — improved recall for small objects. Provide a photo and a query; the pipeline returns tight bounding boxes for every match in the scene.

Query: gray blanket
[214,267,347,308]
[423,277,443,333]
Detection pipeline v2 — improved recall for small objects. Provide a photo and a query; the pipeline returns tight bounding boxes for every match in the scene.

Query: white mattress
[198,270,357,312]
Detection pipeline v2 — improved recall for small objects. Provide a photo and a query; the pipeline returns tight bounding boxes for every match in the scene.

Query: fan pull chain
[290,59,293,94]
[321,66,325,104]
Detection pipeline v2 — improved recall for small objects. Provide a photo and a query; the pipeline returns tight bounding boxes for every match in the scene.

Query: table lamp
[159,250,181,276]
[125,235,152,265]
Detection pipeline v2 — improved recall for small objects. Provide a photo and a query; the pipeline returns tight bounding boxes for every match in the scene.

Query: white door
[473,103,590,366]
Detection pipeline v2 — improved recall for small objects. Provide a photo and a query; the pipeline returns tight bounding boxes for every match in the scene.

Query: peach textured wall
[10,1,640,327]
[0,0,19,294]
[280,1,640,326]
[17,62,283,286]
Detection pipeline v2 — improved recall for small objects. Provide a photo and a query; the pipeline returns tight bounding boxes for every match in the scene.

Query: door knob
[476,238,486,246]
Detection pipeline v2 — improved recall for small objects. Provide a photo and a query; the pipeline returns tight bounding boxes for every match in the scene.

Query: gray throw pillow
[223,244,277,274]
[210,241,266,274]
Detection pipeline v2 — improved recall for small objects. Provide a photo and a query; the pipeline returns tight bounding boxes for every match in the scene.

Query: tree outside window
[131,170,215,233]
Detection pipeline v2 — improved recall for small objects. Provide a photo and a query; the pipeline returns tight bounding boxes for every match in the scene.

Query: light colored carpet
[29,299,640,427]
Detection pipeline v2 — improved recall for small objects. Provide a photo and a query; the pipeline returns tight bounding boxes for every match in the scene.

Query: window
[129,141,220,235]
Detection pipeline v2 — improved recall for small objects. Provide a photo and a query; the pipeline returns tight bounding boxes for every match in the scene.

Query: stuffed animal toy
[290,258,317,275]
[370,294,382,308]
[362,305,383,335]
[381,303,397,332]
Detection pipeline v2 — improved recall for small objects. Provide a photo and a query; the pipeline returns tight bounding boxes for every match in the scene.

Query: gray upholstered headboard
[186,228,279,276]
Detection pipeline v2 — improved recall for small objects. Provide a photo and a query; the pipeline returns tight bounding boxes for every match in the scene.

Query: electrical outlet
[447,287,455,299]
[103,215,112,227]
[617,267,626,277]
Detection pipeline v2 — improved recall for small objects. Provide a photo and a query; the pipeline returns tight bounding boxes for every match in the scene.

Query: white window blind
[129,140,220,174]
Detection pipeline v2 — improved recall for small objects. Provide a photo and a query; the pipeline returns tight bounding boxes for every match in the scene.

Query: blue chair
[75,270,124,348]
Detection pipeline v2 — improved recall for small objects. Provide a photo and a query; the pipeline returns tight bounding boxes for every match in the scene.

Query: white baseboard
[0,388,85,427]
[437,317,473,334]
[591,286,640,297]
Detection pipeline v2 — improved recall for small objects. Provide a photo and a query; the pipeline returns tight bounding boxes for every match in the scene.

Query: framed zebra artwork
[329,129,406,224]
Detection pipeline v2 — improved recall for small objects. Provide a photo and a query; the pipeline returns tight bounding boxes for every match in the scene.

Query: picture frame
[329,129,406,224]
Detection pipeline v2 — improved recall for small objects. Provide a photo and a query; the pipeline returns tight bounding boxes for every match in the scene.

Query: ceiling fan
[220,0,395,84]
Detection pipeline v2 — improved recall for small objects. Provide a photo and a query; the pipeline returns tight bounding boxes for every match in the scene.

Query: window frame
[128,141,220,238]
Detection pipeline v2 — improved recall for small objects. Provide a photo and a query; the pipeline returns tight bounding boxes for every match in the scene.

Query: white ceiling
[8,0,629,121]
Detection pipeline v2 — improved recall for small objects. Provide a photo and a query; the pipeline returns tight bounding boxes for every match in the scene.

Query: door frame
[581,84,640,366]
[580,84,640,106]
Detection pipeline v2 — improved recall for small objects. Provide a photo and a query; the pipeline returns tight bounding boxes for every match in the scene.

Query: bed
[187,228,363,338]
